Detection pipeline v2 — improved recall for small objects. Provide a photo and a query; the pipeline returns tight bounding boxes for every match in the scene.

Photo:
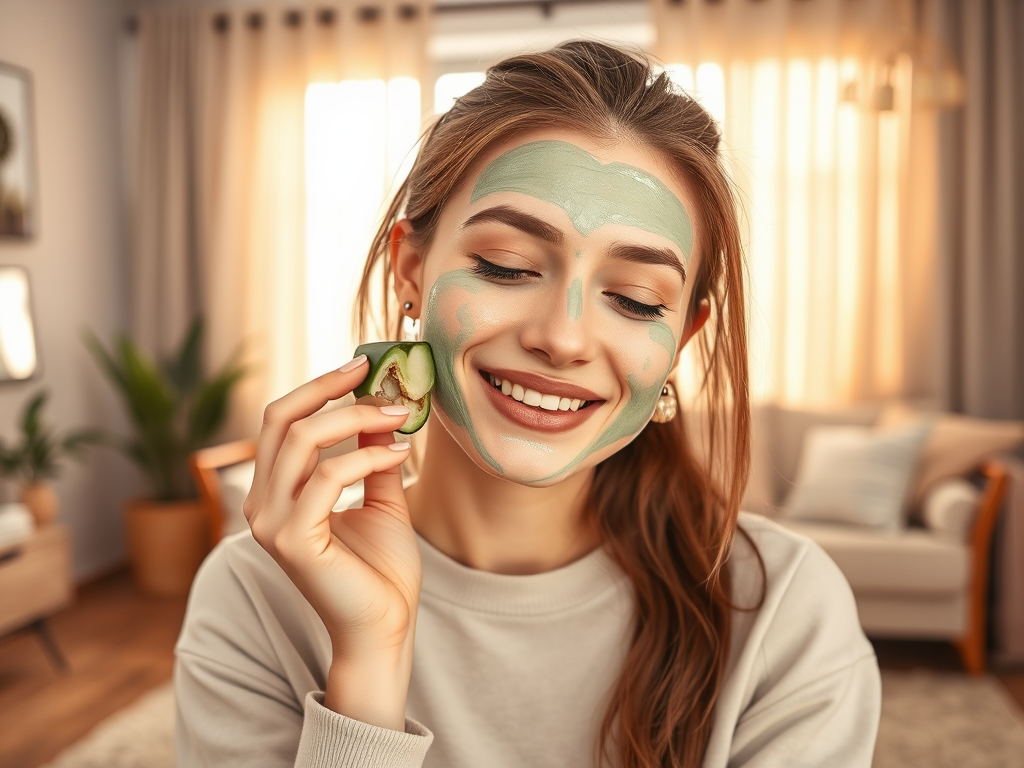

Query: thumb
[358,431,409,514]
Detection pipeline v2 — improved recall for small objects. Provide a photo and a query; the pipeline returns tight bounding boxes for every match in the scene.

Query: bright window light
[305,78,421,379]
[434,72,485,115]
[665,63,726,126]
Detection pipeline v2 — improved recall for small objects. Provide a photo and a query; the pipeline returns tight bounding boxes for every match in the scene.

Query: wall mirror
[0,265,40,381]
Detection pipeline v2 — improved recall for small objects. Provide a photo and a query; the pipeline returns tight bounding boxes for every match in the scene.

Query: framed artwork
[0,266,40,381]
[0,61,38,239]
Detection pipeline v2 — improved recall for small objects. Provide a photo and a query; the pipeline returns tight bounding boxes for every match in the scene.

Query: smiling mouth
[479,370,598,412]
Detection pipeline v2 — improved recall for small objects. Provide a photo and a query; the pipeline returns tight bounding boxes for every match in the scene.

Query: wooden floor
[0,568,187,768]
[1,569,1023,767]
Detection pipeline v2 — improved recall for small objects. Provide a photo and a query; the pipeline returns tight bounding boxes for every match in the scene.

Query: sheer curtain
[127,2,429,439]
[653,0,941,407]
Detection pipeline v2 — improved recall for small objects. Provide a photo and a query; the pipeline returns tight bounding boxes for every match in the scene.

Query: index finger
[251,355,369,498]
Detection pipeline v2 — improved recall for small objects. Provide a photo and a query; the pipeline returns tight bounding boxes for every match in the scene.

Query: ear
[390,219,425,319]
[672,298,711,366]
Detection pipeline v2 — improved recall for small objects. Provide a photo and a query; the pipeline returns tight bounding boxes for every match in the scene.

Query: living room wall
[0,0,145,581]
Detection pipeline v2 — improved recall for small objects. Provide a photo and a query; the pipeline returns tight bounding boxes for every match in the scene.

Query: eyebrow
[461,205,564,245]
[609,243,687,285]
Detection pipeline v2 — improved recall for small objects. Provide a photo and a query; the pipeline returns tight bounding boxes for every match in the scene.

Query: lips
[477,368,604,432]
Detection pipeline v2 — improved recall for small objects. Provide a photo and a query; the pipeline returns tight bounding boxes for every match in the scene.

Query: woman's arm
[176,357,433,766]
[174,535,433,768]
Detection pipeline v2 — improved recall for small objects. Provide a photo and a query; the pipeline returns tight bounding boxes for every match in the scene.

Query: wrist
[324,647,413,731]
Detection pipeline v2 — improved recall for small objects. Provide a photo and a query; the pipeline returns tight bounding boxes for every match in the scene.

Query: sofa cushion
[778,520,968,597]
[780,422,931,529]
[767,404,879,505]
[878,403,1024,509]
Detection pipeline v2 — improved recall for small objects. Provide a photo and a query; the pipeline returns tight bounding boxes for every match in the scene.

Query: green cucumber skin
[352,341,434,434]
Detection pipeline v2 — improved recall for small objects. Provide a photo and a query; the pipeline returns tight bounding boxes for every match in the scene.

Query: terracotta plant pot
[20,482,59,527]
[125,498,210,597]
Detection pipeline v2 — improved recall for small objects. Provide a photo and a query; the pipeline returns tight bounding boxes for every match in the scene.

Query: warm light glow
[696,63,726,125]
[875,110,902,394]
[665,63,695,94]
[0,271,37,379]
[783,60,812,403]
[747,60,781,401]
[834,58,862,401]
[305,79,421,379]
[434,72,485,115]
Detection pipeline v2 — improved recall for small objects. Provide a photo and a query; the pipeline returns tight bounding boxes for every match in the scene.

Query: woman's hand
[243,355,421,730]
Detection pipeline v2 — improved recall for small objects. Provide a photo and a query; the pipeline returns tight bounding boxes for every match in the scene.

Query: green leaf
[163,317,204,396]
[82,330,132,402]
[186,365,246,449]
[62,429,105,456]
[21,390,47,441]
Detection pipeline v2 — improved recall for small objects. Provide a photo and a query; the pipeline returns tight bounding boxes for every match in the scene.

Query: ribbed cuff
[294,691,433,768]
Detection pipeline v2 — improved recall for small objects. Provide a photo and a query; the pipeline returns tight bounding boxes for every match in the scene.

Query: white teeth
[487,373,590,412]
[522,388,543,407]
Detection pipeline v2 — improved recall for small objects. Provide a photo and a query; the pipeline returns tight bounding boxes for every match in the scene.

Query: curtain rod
[124,0,648,33]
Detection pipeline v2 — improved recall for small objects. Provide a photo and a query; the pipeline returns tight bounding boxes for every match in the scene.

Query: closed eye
[469,254,535,281]
[605,292,667,319]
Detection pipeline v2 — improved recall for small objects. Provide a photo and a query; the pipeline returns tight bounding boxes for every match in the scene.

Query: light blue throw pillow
[782,421,932,529]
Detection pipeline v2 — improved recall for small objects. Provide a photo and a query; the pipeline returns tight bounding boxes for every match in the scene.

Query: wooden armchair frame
[955,460,1010,675]
[189,439,257,545]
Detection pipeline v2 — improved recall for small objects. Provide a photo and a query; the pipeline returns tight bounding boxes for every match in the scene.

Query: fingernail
[380,405,410,416]
[388,442,411,452]
[338,354,367,373]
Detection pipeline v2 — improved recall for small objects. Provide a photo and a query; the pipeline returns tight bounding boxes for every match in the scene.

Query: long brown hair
[356,41,759,768]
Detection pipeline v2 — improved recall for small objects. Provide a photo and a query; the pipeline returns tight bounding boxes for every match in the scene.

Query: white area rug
[41,671,1024,767]
[40,683,175,768]
[874,671,1024,768]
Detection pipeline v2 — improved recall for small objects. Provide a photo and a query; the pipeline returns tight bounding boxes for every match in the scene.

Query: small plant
[0,390,103,483]
[83,317,247,502]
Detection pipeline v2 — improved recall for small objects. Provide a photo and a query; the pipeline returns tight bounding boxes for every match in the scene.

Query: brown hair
[356,41,760,768]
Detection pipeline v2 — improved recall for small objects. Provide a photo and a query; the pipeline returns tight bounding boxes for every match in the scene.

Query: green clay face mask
[471,140,694,265]
[422,138,690,486]
[424,265,678,486]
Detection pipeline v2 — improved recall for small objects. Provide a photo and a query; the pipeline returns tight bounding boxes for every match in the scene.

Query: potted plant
[0,390,103,526]
[84,317,246,596]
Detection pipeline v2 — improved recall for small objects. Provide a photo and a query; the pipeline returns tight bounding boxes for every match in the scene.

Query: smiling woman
[176,41,881,768]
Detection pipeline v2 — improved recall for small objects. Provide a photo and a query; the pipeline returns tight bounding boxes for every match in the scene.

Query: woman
[175,41,880,768]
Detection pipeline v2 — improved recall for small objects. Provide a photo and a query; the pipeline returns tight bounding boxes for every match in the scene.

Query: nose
[519,278,598,368]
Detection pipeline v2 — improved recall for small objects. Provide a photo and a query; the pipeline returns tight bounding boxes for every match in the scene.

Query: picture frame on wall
[0,61,38,239]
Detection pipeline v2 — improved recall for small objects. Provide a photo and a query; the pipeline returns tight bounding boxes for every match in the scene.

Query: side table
[0,524,74,669]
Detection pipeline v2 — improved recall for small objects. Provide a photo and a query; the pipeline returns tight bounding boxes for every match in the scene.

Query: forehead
[461,130,695,263]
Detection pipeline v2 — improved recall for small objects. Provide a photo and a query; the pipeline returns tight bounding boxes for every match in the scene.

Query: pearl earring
[402,301,420,340]
[650,381,678,424]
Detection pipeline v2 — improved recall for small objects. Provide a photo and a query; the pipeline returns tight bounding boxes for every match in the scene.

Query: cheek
[605,318,678,393]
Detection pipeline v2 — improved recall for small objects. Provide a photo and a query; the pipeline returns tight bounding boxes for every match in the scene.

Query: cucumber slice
[353,341,435,434]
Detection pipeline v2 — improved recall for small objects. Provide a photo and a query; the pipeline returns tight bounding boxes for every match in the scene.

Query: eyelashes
[468,255,667,319]
[606,294,666,320]
[469,254,533,281]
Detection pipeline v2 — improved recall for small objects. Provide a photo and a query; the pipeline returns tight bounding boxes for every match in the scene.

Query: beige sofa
[743,404,1014,674]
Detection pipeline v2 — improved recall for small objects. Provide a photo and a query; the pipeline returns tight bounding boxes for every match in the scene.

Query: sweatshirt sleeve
[174,535,433,768]
[725,529,882,767]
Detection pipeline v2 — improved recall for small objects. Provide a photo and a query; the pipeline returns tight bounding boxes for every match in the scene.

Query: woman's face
[404,129,703,487]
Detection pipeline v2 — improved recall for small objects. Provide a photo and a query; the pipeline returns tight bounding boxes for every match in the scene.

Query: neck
[405,416,601,575]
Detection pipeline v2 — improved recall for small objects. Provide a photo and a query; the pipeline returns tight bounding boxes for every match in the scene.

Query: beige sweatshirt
[175,512,881,767]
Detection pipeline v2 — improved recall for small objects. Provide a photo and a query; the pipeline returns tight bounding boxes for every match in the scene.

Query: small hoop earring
[650,381,678,424]
[401,301,420,341]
